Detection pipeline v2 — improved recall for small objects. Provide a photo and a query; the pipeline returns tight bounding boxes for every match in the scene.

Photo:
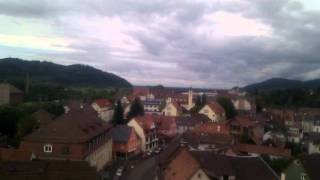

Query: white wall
[85,138,113,171]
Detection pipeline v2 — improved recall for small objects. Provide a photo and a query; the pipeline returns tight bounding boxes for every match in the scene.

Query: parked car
[115,166,124,176]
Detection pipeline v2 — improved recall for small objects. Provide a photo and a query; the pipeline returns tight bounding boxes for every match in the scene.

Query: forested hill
[244,78,320,92]
[0,58,131,88]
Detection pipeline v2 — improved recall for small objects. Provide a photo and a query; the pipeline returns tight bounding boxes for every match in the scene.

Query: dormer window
[44,144,53,153]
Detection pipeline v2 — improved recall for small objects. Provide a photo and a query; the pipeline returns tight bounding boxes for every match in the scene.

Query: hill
[0,58,131,88]
[243,78,320,92]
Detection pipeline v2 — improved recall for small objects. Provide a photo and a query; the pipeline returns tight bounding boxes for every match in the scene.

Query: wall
[199,105,218,122]
[85,138,113,171]
[190,169,210,180]
[128,119,146,152]
[19,141,86,160]
[163,103,178,117]
[0,85,9,105]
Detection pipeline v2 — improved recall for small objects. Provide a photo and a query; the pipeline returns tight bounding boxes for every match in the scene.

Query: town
[1,80,320,180]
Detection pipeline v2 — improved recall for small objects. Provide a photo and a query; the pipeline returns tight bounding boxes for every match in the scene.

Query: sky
[0,0,320,88]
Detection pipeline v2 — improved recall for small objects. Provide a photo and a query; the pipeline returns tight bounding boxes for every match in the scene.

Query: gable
[199,105,215,115]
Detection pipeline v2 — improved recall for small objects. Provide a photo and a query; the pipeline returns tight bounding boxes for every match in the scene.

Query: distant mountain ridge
[0,58,131,88]
[244,78,320,92]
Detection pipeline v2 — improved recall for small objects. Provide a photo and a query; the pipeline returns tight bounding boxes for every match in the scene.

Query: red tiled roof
[133,87,150,97]
[236,143,291,157]
[23,103,112,143]
[154,116,177,138]
[93,99,112,108]
[0,148,32,161]
[135,115,156,131]
[229,115,260,128]
[207,102,225,115]
[193,122,229,135]
[153,116,176,130]
[0,160,100,180]
[164,148,201,180]
[31,109,54,127]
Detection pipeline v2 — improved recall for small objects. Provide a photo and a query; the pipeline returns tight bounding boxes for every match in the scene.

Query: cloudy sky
[0,0,320,88]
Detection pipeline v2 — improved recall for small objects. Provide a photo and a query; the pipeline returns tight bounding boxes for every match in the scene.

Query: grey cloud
[1,0,320,88]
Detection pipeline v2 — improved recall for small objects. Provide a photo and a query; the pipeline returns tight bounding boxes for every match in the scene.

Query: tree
[0,105,23,137]
[112,100,125,125]
[191,95,206,113]
[127,97,144,119]
[43,102,64,116]
[17,116,38,138]
[201,94,207,105]
[195,95,202,107]
[217,97,237,119]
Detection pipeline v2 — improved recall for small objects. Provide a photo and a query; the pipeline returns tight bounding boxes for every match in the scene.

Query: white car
[115,167,124,176]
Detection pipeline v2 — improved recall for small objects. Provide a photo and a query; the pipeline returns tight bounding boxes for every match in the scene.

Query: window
[301,173,307,180]
[43,144,52,153]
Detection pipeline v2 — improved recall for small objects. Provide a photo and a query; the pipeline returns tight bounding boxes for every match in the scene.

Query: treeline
[10,80,120,102]
[253,88,320,110]
[0,102,64,147]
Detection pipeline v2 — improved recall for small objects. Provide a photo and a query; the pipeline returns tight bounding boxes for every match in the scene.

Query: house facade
[198,102,226,122]
[163,148,210,180]
[0,83,24,105]
[128,115,158,152]
[282,154,320,180]
[143,99,163,115]
[232,97,253,112]
[162,102,182,117]
[92,99,114,122]
[112,125,139,159]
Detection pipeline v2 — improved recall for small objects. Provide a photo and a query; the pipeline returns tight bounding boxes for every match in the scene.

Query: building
[143,99,163,115]
[0,83,24,105]
[153,116,177,145]
[162,102,182,117]
[281,154,320,180]
[303,133,320,154]
[112,125,139,159]
[235,143,291,159]
[192,151,279,180]
[0,160,100,180]
[181,131,233,152]
[161,147,279,180]
[192,122,230,135]
[301,115,320,134]
[180,88,195,111]
[19,103,113,171]
[287,121,303,144]
[163,148,210,180]
[232,97,254,112]
[198,102,226,122]
[176,114,210,134]
[92,99,114,122]
[128,115,158,152]
[228,115,264,142]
